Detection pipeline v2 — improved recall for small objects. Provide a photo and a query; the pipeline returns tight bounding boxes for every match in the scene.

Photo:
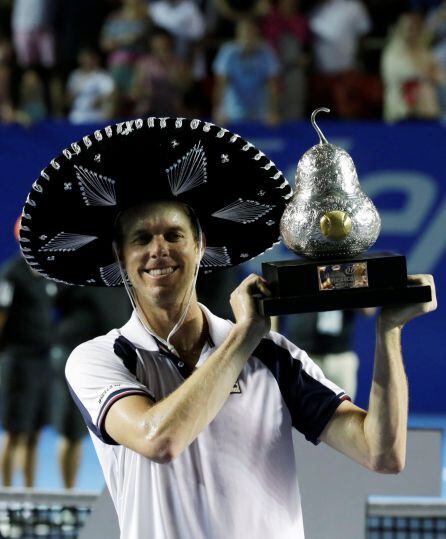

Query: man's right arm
[104,274,271,463]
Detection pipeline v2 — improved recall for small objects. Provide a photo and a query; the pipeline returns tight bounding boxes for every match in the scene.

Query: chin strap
[112,222,203,355]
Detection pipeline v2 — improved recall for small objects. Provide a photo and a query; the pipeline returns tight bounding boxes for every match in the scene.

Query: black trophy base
[255,252,432,316]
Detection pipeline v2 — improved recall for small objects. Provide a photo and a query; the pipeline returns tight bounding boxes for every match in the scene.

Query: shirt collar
[120,304,233,355]
[120,311,160,352]
[198,302,233,349]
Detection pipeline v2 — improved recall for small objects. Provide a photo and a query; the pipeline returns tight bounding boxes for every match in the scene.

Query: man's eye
[166,232,183,241]
[134,234,151,244]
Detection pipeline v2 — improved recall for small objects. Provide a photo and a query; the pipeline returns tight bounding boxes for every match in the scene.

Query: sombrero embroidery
[20,117,293,286]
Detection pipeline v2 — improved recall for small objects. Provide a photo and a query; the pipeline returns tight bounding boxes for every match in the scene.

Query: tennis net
[367,497,446,538]
[0,488,99,538]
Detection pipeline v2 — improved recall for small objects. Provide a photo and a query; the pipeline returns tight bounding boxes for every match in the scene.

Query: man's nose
[149,236,168,257]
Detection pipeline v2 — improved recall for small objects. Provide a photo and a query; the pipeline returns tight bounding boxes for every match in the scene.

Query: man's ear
[112,241,125,266]
[200,233,207,259]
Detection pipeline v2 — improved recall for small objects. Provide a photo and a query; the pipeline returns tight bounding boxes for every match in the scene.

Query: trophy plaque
[255,108,432,316]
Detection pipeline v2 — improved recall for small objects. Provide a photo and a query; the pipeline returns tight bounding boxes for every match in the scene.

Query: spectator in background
[426,0,446,114]
[51,287,131,489]
[0,35,13,65]
[0,35,14,123]
[100,0,150,106]
[148,0,206,57]
[148,0,206,91]
[0,218,57,487]
[212,18,280,124]
[286,309,375,401]
[263,0,310,120]
[66,48,115,125]
[0,63,14,123]
[381,12,445,122]
[11,0,56,69]
[131,28,191,117]
[212,0,269,39]
[309,0,371,75]
[15,69,47,125]
[55,0,112,77]
[308,0,376,118]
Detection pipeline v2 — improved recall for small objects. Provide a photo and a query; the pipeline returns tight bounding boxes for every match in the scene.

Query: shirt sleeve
[254,332,350,445]
[65,333,154,445]
[213,44,232,76]
[98,73,115,96]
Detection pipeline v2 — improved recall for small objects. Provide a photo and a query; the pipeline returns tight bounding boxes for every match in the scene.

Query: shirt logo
[230,380,241,394]
[98,383,122,405]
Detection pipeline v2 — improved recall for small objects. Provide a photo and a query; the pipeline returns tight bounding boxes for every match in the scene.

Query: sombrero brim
[20,117,292,286]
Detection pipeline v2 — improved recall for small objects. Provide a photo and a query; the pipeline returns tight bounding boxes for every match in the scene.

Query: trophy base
[255,252,432,316]
[255,283,431,316]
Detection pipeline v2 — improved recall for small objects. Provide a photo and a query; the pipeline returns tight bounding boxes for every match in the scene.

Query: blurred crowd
[1,0,446,127]
[0,0,446,125]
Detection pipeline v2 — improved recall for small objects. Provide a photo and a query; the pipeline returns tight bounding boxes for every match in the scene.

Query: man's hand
[230,273,271,338]
[106,274,273,462]
[379,274,437,331]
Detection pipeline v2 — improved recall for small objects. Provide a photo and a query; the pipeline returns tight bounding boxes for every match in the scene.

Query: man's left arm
[319,274,437,473]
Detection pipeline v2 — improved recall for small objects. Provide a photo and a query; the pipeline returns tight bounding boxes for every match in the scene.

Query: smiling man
[117,201,202,319]
[20,118,436,539]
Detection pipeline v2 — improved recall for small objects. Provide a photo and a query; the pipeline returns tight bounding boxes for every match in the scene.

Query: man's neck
[137,295,207,361]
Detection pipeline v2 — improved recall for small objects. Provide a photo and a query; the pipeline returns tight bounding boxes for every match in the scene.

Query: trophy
[256,108,432,316]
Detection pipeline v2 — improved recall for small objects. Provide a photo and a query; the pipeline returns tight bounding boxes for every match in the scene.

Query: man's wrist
[232,320,266,346]
[376,315,403,336]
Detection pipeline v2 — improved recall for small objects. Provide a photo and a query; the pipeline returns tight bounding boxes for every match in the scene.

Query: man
[19,118,436,538]
[66,47,115,124]
[308,0,373,117]
[0,218,57,487]
[212,18,280,125]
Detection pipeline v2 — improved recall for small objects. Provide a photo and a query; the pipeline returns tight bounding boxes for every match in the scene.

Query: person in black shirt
[51,286,131,488]
[286,308,375,401]
[0,252,57,487]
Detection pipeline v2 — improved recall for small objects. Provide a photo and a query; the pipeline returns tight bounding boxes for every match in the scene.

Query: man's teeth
[147,267,175,276]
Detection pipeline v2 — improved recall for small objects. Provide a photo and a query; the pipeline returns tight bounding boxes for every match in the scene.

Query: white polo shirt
[66,305,348,539]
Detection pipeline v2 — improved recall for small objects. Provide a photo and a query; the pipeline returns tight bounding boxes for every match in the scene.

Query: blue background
[1,119,444,416]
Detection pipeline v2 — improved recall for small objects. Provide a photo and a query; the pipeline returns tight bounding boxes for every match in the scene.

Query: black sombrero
[19,117,292,286]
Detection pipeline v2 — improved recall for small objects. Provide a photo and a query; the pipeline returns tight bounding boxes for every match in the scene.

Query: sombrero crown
[20,117,292,286]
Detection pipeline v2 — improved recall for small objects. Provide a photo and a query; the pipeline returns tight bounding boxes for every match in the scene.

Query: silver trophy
[256,108,432,315]
[280,108,380,259]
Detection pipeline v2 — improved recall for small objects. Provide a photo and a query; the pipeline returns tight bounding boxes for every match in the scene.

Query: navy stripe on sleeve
[253,337,350,445]
[66,380,117,445]
[96,387,155,445]
[67,382,155,446]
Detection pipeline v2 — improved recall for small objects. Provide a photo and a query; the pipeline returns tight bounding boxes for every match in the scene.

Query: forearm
[144,322,262,460]
[364,320,408,472]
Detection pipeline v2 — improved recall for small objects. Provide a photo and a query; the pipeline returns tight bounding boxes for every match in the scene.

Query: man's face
[79,51,98,71]
[236,21,259,53]
[120,201,200,308]
[150,34,172,58]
